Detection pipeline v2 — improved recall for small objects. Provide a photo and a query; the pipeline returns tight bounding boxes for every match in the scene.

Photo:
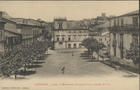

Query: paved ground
[0,49,139,90]
[30,48,135,77]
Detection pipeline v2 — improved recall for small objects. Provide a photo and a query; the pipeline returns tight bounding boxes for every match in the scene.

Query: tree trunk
[15,73,17,79]
[24,64,26,72]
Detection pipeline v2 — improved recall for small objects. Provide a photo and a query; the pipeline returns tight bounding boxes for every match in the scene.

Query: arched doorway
[68,44,71,48]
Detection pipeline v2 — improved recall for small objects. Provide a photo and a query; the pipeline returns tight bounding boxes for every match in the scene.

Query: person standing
[61,66,65,74]
[72,52,74,56]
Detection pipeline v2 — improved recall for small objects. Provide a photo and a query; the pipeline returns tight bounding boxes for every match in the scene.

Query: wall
[54,30,88,42]
[4,22,17,33]
[54,29,88,49]
[54,41,83,49]
[109,14,139,62]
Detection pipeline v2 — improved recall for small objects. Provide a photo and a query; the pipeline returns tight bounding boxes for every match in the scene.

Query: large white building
[53,18,89,49]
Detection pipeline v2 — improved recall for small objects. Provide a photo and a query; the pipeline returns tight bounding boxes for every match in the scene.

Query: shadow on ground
[33,61,45,64]
[123,74,138,78]
[18,70,36,76]
[26,64,42,69]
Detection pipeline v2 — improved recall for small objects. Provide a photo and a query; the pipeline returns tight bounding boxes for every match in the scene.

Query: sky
[0,1,139,22]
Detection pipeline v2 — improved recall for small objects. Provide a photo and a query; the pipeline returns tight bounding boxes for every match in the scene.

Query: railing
[108,25,139,31]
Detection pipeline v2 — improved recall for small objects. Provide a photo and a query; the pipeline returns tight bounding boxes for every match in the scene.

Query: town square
[0,1,139,90]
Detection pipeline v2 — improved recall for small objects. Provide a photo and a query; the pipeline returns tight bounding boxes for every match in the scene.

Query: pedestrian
[61,66,65,74]
[72,52,74,56]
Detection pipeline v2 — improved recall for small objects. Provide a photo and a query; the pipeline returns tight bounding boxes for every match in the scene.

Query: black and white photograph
[0,1,139,90]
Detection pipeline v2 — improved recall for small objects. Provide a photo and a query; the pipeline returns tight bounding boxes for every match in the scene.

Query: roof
[10,18,42,27]
[4,29,22,36]
[54,20,88,30]
[0,17,17,24]
[119,10,139,17]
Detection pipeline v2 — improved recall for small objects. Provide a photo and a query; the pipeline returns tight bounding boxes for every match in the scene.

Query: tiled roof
[120,10,139,17]
[10,18,41,26]
[56,21,88,30]
[66,21,87,29]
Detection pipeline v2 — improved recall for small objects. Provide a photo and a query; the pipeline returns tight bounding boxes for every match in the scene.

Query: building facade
[0,12,45,56]
[53,18,89,49]
[11,18,44,43]
[109,10,139,68]
[88,10,139,65]
[0,18,22,55]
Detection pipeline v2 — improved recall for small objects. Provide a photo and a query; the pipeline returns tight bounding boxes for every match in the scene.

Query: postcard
[0,1,139,90]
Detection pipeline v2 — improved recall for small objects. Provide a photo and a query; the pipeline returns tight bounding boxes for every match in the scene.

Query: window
[57,37,59,41]
[120,34,124,59]
[113,33,117,56]
[121,18,124,26]
[99,38,102,42]
[73,35,76,39]
[117,19,119,26]
[107,41,109,44]
[113,33,116,40]
[112,33,116,47]
[68,37,71,41]
[68,44,71,48]
[109,21,111,27]
[114,47,116,56]
[59,42,63,45]
[68,35,71,41]
[132,34,138,45]
[133,17,138,26]
[58,22,63,29]
[114,19,116,27]
[79,44,82,48]
[0,31,2,39]
[73,43,76,48]
[62,37,65,41]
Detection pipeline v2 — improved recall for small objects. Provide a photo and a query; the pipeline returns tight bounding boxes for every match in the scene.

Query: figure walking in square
[61,66,65,74]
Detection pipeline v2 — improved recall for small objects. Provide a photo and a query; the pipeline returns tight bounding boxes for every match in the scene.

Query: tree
[126,43,139,65]
[82,38,106,59]
[0,40,49,78]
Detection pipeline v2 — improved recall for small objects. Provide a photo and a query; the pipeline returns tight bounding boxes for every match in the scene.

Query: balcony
[108,25,139,32]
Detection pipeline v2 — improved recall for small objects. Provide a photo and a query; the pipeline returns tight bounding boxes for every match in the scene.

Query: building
[11,18,44,43]
[109,10,139,68]
[94,13,109,25]
[0,11,11,19]
[0,12,45,55]
[0,17,22,55]
[37,20,53,41]
[53,18,89,49]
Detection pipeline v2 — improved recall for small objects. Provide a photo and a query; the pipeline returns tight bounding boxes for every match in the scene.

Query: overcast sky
[0,1,139,21]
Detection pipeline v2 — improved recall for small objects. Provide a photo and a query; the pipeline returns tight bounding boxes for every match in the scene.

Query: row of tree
[0,40,48,78]
[82,38,139,65]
